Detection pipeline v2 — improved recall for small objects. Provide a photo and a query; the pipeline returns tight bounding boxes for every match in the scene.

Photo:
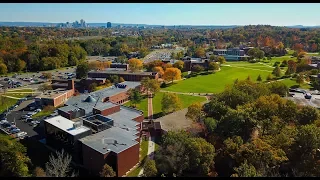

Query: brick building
[35,79,75,107]
[88,69,159,82]
[44,94,144,176]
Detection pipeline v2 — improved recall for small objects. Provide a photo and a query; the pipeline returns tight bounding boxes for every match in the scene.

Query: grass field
[0,89,34,114]
[124,92,206,118]
[281,78,312,90]
[0,97,18,114]
[164,65,272,93]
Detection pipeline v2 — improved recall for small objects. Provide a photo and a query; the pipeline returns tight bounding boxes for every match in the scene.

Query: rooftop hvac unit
[73,121,82,129]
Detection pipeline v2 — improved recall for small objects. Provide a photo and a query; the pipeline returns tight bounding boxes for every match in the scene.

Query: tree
[297,106,319,125]
[296,73,304,85]
[128,58,143,72]
[286,60,297,75]
[88,82,97,92]
[43,72,52,80]
[272,66,281,77]
[76,62,89,79]
[232,160,260,177]
[267,81,289,97]
[185,102,203,122]
[203,98,229,120]
[153,66,164,76]
[208,62,220,71]
[45,149,77,177]
[173,60,184,71]
[100,164,116,177]
[203,117,218,134]
[141,77,160,95]
[193,65,204,73]
[128,88,142,107]
[38,83,53,93]
[246,76,251,81]
[163,68,181,84]
[0,134,31,177]
[108,75,118,84]
[33,167,46,177]
[142,159,158,177]
[257,74,262,82]
[119,77,125,83]
[161,93,182,114]
[187,138,215,175]
[195,47,205,58]
[0,63,8,74]
[217,56,226,64]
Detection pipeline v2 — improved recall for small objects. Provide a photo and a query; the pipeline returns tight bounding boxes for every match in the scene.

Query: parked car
[35,109,42,113]
[4,78,9,81]
[21,115,30,119]
[26,118,33,123]
[10,128,21,134]
[15,131,27,138]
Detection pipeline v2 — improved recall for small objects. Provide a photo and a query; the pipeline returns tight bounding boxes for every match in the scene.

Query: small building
[88,69,159,82]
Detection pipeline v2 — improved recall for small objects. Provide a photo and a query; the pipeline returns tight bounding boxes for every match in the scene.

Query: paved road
[147,93,153,120]
[138,136,156,177]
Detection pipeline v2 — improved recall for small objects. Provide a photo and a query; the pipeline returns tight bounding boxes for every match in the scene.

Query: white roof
[45,115,90,135]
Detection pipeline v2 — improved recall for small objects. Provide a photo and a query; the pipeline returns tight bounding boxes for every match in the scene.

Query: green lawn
[6,88,33,93]
[281,78,312,90]
[164,65,272,93]
[124,92,206,118]
[0,97,18,114]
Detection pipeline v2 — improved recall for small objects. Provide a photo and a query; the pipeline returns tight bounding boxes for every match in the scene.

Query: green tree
[203,98,229,120]
[0,134,31,177]
[217,56,226,64]
[141,77,160,96]
[296,73,304,85]
[187,138,215,175]
[297,106,319,125]
[203,117,218,134]
[76,62,89,79]
[185,102,203,122]
[232,160,260,177]
[128,89,142,107]
[192,65,204,73]
[208,62,219,71]
[100,164,116,177]
[110,75,119,84]
[0,63,8,74]
[257,74,262,82]
[272,66,281,77]
[161,93,182,114]
[267,81,289,97]
[88,82,97,92]
[173,60,184,71]
[142,159,158,177]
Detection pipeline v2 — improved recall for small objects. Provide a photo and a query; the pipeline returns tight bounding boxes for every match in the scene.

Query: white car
[35,109,42,113]
[16,131,27,138]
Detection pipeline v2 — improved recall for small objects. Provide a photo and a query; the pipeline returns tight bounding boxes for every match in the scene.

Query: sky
[1,3,320,26]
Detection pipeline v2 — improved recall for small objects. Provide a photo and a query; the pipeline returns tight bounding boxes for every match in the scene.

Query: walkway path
[160,90,214,96]
[147,93,153,120]
[1,95,22,100]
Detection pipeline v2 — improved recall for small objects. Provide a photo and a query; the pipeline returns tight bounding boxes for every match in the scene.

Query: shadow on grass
[152,112,164,119]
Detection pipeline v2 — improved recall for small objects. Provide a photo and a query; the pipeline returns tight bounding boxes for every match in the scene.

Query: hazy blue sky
[1,3,320,26]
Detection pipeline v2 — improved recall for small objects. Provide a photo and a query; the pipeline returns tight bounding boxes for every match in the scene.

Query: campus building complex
[212,47,252,61]
[88,69,159,82]
[43,81,143,177]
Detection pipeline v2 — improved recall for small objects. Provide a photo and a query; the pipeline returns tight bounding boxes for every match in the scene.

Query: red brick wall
[94,105,121,116]
[117,143,140,177]
[109,91,129,104]
[82,143,108,175]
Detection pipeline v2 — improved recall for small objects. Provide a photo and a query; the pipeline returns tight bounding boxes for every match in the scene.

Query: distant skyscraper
[107,22,111,28]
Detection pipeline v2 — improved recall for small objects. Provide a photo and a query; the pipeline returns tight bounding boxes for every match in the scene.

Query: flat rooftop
[79,126,138,154]
[64,81,140,115]
[45,115,91,136]
[37,89,71,99]
[88,69,155,76]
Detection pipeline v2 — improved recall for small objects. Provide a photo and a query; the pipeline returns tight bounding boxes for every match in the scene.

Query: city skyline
[1,3,320,26]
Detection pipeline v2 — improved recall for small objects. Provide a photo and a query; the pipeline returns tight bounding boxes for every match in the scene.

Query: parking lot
[287,90,320,109]
[0,100,47,140]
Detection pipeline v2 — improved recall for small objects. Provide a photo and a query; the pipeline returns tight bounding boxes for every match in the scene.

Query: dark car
[4,78,9,81]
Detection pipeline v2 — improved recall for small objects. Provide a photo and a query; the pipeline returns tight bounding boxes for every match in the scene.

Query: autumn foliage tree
[186,102,203,122]
[163,67,182,84]
[161,93,182,114]
[286,60,297,75]
[153,66,164,76]
[195,47,206,58]
[100,164,116,177]
[173,60,184,71]
[128,58,143,72]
